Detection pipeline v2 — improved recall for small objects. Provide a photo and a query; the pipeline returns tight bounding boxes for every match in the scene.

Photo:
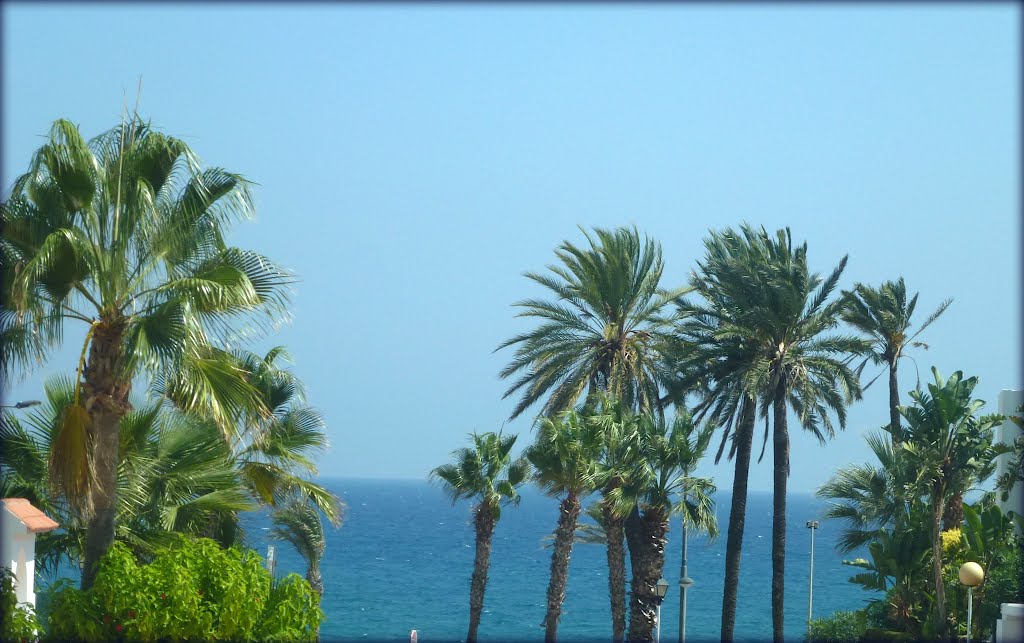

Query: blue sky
[2,4,1019,493]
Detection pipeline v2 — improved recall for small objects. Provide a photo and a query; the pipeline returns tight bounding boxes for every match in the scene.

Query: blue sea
[231,478,877,642]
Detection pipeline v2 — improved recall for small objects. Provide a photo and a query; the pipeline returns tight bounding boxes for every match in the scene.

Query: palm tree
[497,226,684,420]
[620,412,718,642]
[431,431,530,643]
[667,227,776,641]
[590,394,640,643]
[231,347,343,526]
[527,410,603,643]
[729,226,863,641]
[816,430,920,553]
[0,375,255,574]
[1,118,291,587]
[892,368,1007,640]
[841,278,951,437]
[270,496,333,641]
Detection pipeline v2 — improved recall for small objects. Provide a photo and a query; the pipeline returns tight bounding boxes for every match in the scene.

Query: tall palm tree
[619,412,718,642]
[667,228,772,641]
[1,118,291,587]
[841,278,951,437]
[893,368,1007,640]
[733,226,863,641]
[527,410,603,643]
[497,226,684,420]
[431,431,530,643]
[0,375,255,574]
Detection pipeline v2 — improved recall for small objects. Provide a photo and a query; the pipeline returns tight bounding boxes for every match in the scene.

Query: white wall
[1,507,37,607]
[996,390,1023,534]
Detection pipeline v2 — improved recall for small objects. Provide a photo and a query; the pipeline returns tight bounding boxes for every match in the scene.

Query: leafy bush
[42,536,322,642]
[2,568,42,642]
[807,610,865,642]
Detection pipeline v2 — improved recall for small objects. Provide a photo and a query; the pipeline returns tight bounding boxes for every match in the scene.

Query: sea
[40,478,878,642]
[244,479,875,642]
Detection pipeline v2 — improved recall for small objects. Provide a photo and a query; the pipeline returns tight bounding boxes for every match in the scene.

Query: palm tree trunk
[932,492,949,641]
[888,361,901,444]
[771,388,789,643]
[545,492,582,643]
[308,563,323,643]
[942,492,964,530]
[603,503,627,643]
[468,504,496,643]
[80,320,130,590]
[626,507,669,642]
[721,399,755,642]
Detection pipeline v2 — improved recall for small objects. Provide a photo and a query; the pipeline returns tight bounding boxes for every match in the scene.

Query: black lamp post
[654,577,669,643]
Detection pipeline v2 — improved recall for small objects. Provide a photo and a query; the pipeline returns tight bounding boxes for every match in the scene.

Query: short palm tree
[893,368,1007,640]
[816,430,919,552]
[497,226,684,420]
[1,118,291,587]
[527,410,603,643]
[232,347,343,526]
[619,413,718,642]
[271,497,331,642]
[841,278,951,436]
[270,498,330,594]
[0,375,255,574]
[590,394,640,643]
[431,431,530,643]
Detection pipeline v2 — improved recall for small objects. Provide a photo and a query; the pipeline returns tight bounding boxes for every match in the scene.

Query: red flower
[160,593,166,600]
[128,610,135,618]
[103,615,111,624]
[116,624,123,632]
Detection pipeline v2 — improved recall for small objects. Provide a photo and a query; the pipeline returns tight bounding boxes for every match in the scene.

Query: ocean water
[234,478,878,642]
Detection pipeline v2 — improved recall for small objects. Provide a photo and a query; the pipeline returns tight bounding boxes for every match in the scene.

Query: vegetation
[44,536,322,642]
[821,370,1021,641]
[807,611,865,642]
[2,568,43,642]
[431,431,530,643]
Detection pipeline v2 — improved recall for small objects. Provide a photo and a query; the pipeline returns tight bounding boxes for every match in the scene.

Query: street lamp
[0,400,41,409]
[654,577,669,643]
[806,520,820,637]
[678,473,697,643]
[959,562,984,643]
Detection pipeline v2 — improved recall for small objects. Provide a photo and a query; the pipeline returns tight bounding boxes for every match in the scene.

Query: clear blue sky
[2,4,1019,493]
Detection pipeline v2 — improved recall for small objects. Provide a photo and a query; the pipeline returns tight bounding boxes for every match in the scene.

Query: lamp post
[266,545,277,577]
[806,520,819,636]
[654,577,669,643]
[0,400,41,409]
[679,503,695,643]
[959,562,984,643]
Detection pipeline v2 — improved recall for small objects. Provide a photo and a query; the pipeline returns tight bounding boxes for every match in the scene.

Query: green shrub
[2,568,42,642]
[42,536,322,642]
[807,610,865,642]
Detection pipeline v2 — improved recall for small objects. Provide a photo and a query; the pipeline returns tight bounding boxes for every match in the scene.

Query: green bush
[807,610,865,642]
[42,536,322,642]
[2,567,42,642]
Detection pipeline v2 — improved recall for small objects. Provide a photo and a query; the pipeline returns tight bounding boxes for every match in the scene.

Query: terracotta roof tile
[2,498,59,533]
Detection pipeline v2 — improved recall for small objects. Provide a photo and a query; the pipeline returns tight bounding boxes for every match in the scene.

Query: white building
[1,498,59,609]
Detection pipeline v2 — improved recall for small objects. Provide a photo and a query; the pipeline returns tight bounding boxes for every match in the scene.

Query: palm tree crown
[497,226,684,420]
[432,431,530,518]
